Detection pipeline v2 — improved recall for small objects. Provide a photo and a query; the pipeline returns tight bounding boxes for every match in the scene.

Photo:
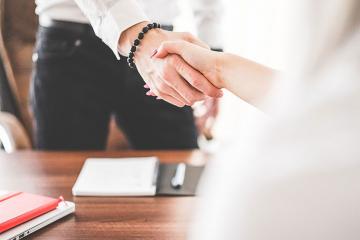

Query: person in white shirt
[151,0,360,239]
[31,0,223,150]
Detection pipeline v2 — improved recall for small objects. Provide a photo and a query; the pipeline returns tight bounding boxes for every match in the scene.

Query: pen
[171,163,186,189]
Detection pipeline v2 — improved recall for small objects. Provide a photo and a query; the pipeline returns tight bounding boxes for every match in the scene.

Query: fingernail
[146,91,151,96]
[150,49,158,58]
[144,84,149,88]
[218,90,224,97]
[156,97,161,100]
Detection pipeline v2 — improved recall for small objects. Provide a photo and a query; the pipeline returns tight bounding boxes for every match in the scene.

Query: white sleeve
[189,0,224,49]
[74,0,149,59]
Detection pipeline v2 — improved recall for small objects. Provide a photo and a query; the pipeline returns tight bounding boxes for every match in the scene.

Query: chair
[0,0,128,152]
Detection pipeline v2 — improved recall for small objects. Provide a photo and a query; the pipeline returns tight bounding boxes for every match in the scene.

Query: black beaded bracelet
[127,22,161,68]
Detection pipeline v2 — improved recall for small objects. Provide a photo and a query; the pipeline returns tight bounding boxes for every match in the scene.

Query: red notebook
[0,192,61,233]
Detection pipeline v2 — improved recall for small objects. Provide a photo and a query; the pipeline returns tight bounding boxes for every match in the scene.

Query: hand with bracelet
[118,21,223,107]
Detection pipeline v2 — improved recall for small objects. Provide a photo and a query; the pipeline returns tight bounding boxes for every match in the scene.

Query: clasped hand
[151,39,224,106]
[147,37,223,107]
[119,22,223,107]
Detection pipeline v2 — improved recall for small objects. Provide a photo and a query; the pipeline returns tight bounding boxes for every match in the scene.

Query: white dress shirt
[35,0,223,59]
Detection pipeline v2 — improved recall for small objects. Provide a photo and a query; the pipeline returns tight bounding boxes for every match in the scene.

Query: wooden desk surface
[0,150,208,240]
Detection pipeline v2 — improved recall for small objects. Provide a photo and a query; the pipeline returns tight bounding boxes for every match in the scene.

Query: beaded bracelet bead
[127,22,161,68]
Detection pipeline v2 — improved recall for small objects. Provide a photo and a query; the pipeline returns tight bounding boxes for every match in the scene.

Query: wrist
[214,51,226,88]
[134,28,166,57]
[118,21,150,55]
[129,26,168,68]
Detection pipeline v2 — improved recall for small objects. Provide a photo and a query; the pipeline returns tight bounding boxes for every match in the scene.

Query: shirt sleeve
[74,0,149,59]
[189,0,224,49]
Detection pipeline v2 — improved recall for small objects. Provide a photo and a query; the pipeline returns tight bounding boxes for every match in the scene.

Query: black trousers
[30,24,198,150]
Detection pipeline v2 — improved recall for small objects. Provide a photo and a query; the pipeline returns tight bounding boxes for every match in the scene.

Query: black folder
[156,164,205,196]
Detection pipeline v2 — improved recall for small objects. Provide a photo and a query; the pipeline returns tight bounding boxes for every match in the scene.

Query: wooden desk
[0,150,208,240]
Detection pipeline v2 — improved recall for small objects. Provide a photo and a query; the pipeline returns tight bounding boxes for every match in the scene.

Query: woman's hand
[154,40,224,89]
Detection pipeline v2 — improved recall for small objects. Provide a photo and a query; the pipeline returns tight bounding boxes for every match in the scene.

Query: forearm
[217,53,277,107]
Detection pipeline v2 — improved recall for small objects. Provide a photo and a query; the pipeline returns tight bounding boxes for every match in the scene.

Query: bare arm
[218,53,276,107]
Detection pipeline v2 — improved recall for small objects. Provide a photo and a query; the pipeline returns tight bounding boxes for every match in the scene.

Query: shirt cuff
[99,0,149,59]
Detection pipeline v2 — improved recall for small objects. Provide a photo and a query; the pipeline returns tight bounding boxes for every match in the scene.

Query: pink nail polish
[144,84,149,88]
[146,91,151,96]
[218,90,224,97]
[150,49,158,58]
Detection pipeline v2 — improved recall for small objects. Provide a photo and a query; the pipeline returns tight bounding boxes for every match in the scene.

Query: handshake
[118,21,225,107]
